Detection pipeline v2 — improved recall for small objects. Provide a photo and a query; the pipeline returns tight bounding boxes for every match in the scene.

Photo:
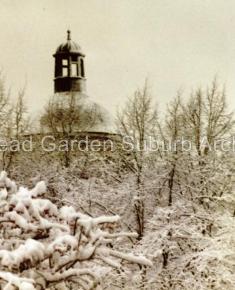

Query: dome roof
[56,40,82,54]
[55,30,82,54]
[81,95,116,134]
[45,92,116,135]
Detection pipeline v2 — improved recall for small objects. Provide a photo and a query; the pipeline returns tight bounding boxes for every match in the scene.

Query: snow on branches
[137,200,235,290]
[0,171,152,290]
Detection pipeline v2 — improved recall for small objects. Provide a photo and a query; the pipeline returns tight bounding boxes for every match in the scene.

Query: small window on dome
[71,63,78,76]
[62,67,68,77]
[62,59,68,66]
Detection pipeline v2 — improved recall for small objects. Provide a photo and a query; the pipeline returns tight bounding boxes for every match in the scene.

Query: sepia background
[0,0,235,116]
[0,1,235,290]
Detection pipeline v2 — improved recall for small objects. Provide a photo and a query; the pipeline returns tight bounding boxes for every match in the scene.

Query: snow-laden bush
[0,171,152,290]
[137,199,235,290]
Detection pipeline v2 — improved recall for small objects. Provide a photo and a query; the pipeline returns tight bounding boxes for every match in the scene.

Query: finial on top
[67,29,71,41]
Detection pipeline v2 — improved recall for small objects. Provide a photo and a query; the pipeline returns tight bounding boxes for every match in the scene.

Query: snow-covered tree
[0,73,30,172]
[0,171,152,290]
[137,195,235,290]
[40,93,105,167]
[117,80,158,239]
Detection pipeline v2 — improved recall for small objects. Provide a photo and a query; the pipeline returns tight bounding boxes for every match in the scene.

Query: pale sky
[0,0,235,117]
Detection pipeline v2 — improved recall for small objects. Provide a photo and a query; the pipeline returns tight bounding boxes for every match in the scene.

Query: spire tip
[67,30,71,41]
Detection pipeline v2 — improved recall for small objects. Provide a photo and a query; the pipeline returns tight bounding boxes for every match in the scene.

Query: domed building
[48,30,116,135]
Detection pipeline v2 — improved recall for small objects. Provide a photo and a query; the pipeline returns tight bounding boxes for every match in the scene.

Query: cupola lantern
[53,30,86,93]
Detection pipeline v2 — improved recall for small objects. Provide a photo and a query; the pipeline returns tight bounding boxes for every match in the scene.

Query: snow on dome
[46,92,117,134]
[76,93,116,134]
